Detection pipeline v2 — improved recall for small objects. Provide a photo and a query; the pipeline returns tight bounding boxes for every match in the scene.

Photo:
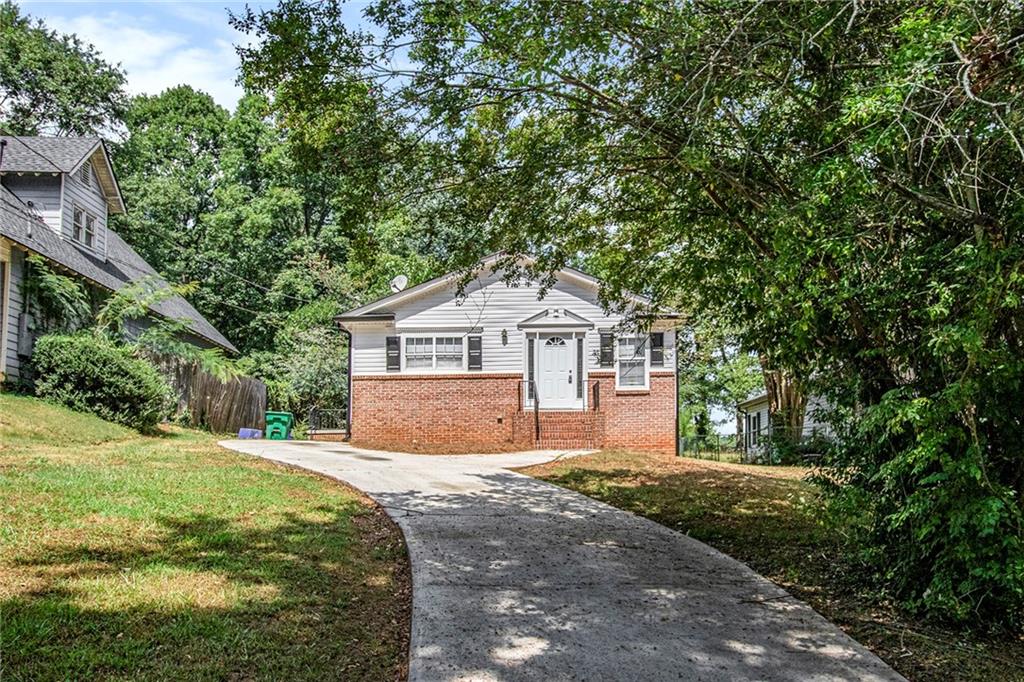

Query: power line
[0,128,64,173]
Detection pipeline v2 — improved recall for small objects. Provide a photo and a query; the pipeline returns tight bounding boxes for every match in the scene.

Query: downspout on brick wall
[674,332,681,457]
[336,323,353,440]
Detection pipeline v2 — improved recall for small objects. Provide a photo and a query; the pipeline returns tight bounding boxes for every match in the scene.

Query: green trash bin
[265,411,294,440]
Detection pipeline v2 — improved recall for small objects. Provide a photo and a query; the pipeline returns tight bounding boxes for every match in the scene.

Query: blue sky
[21,1,369,110]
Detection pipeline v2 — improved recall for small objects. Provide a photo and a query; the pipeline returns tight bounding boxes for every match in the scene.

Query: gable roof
[0,135,97,173]
[337,253,672,322]
[0,136,125,214]
[737,392,769,410]
[0,185,236,353]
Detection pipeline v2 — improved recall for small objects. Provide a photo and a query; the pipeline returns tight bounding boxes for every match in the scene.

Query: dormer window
[78,162,92,187]
[72,205,96,248]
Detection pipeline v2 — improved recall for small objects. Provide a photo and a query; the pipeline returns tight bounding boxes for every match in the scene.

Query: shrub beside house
[0,135,244,428]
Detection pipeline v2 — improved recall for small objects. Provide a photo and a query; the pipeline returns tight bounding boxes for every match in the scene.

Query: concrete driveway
[220,439,902,682]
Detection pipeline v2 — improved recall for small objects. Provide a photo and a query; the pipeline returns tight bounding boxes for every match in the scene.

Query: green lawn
[521,450,1024,682]
[0,394,410,681]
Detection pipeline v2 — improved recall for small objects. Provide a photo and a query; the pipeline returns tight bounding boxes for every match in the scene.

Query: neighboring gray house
[0,135,236,385]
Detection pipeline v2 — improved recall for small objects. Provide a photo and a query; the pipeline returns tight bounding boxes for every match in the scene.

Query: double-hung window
[435,337,463,368]
[405,337,434,369]
[404,336,464,370]
[616,336,649,389]
[72,206,96,248]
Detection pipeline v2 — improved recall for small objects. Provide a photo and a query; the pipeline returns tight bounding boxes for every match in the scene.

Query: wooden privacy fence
[153,354,267,434]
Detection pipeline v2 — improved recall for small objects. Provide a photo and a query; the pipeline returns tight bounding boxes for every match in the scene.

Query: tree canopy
[235,0,1024,625]
[0,1,126,135]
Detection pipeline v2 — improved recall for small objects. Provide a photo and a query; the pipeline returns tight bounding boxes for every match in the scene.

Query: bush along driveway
[222,439,902,682]
[0,395,410,682]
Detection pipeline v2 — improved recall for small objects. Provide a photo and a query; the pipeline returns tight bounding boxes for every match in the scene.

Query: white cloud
[43,11,243,110]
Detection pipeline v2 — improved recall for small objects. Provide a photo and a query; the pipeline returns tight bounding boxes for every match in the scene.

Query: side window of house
[72,206,96,248]
[435,337,463,368]
[616,336,648,388]
[405,337,433,368]
[403,335,465,370]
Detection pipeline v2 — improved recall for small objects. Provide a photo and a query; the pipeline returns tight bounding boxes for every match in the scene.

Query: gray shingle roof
[0,136,99,173]
[0,185,237,353]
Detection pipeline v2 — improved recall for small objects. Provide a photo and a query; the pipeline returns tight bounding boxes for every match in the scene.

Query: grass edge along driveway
[0,394,410,681]
[520,450,1024,682]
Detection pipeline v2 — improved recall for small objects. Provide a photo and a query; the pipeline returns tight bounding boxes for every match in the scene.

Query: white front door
[537,334,577,409]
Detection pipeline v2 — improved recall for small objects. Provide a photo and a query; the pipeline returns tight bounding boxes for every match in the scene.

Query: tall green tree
[112,86,229,276]
[237,0,1024,625]
[0,1,126,134]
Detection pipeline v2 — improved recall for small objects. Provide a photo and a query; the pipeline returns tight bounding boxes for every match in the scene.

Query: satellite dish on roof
[389,274,409,293]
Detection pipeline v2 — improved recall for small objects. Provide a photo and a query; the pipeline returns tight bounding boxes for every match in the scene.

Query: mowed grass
[0,394,410,681]
[521,450,1024,682]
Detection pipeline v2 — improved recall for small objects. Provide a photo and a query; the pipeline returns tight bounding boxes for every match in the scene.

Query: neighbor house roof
[0,136,125,214]
[737,392,769,411]
[336,252,677,322]
[0,185,237,353]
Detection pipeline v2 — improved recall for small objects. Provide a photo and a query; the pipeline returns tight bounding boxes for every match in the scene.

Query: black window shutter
[527,338,535,398]
[599,332,614,367]
[468,335,482,370]
[650,332,665,367]
[386,336,400,371]
[576,337,584,399]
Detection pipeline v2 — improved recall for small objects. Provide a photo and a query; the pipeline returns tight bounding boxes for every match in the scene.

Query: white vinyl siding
[348,269,675,376]
[1,243,25,381]
[62,156,107,256]
[351,326,391,374]
[1,175,62,233]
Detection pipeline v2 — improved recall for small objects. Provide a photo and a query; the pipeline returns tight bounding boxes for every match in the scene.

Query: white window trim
[71,203,99,251]
[399,333,468,373]
[615,334,650,391]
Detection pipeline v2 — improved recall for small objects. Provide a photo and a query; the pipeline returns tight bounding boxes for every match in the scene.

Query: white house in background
[0,135,236,386]
[736,391,833,455]
[334,254,681,453]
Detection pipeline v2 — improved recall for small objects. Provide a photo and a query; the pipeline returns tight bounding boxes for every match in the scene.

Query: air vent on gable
[79,162,92,186]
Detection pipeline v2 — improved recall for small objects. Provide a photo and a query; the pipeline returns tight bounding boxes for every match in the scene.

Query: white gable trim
[67,141,125,215]
[337,253,660,320]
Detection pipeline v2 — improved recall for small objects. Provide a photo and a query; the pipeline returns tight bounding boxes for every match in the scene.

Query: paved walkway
[220,440,903,682]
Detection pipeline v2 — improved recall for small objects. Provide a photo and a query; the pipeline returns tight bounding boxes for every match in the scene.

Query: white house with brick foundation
[334,255,679,453]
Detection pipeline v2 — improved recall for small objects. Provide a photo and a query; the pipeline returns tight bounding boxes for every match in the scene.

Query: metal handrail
[308,406,347,435]
[517,380,540,441]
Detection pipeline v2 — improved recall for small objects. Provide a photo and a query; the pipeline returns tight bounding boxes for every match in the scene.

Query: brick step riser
[537,441,595,449]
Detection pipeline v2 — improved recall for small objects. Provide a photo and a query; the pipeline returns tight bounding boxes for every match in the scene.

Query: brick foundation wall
[350,373,533,453]
[589,371,677,454]
[350,371,677,454]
